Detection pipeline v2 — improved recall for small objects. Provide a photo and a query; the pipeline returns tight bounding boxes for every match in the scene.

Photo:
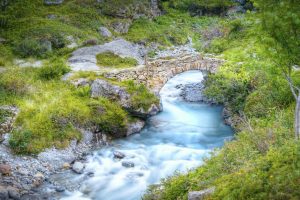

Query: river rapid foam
[60,70,233,200]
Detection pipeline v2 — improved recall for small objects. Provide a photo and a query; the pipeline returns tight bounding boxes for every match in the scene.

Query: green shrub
[74,85,91,98]
[123,80,159,110]
[14,38,51,58]
[0,68,28,95]
[0,109,11,124]
[9,130,33,154]
[38,60,70,80]
[12,82,90,154]
[89,98,128,137]
[96,52,138,68]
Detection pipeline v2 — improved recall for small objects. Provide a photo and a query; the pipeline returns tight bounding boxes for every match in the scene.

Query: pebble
[113,151,126,159]
[0,164,11,176]
[121,161,135,168]
[72,162,85,174]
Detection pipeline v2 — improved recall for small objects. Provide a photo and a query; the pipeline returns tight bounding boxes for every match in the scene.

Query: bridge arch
[104,54,224,93]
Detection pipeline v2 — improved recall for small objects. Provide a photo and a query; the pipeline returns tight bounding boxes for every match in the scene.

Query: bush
[12,82,90,154]
[0,68,28,95]
[123,80,159,110]
[14,38,51,58]
[9,130,33,154]
[38,60,70,80]
[96,52,138,68]
[89,98,128,137]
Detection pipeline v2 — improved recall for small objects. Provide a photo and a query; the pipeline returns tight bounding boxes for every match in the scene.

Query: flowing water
[60,70,233,200]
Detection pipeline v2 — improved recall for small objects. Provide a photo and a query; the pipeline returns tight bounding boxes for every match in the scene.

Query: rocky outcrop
[91,79,161,118]
[68,38,146,71]
[0,128,97,197]
[127,119,145,136]
[98,26,112,38]
[188,187,215,200]
[112,21,131,34]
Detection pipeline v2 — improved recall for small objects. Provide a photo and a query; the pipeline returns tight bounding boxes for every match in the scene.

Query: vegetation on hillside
[96,52,138,68]
[0,0,299,198]
[143,1,300,199]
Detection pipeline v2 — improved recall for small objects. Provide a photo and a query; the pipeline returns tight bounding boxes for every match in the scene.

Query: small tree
[253,0,300,139]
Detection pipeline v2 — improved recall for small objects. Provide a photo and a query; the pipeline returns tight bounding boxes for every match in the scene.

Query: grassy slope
[143,12,300,200]
[1,1,299,198]
[0,0,164,154]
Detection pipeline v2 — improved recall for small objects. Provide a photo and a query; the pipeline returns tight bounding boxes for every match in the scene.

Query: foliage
[11,82,90,154]
[0,109,11,124]
[163,0,235,16]
[0,67,28,95]
[144,3,300,199]
[89,98,128,136]
[9,130,33,154]
[123,80,159,110]
[38,59,70,80]
[96,52,138,68]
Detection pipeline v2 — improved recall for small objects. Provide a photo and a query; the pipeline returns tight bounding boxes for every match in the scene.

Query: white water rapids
[58,70,233,200]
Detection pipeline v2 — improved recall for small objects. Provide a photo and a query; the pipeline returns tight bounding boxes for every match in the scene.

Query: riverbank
[0,70,233,200]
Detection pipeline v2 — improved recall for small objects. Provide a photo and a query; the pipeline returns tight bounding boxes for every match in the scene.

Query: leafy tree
[253,0,300,139]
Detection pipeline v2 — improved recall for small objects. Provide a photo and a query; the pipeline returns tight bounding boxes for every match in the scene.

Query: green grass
[143,11,300,200]
[123,80,160,110]
[96,52,138,68]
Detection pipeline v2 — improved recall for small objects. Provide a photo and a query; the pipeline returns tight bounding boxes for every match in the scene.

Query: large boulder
[188,187,215,200]
[127,119,145,136]
[91,79,160,118]
[91,79,130,103]
[112,21,131,34]
[68,38,146,71]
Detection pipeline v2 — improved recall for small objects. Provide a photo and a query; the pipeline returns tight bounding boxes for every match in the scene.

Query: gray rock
[0,67,6,73]
[0,38,6,44]
[55,186,65,192]
[181,83,204,102]
[91,79,131,106]
[127,119,145,136]
[71,78,90,87]
[14,59,43,68]
[7,187,20,200]
[188,187,215,200]
[68,38,145,71]
[121,161,134,168]
[91,79,161,118]
[98,27,112,38]
[112,21,131,34]
[72,161,85,174]
[66,36,78,49]
[113,151,125,159]
[44,0,64,5]
[46,14,57,19]
[0,164,11,175]
[0,186,9,200]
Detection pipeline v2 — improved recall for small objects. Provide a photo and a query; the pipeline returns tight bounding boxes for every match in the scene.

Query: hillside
[0,0,300,199]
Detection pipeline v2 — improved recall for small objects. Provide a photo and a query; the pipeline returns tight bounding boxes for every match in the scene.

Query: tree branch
[284,72,299,100]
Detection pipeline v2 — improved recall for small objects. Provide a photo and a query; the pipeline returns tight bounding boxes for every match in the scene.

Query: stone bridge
[104,54,224,93]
